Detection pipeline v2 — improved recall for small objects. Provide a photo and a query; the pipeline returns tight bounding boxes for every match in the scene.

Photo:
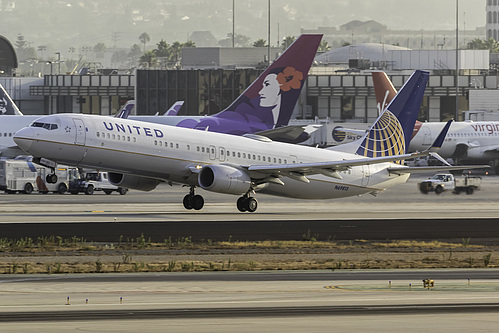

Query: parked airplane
[1,34,321,158]
[372,71,499,173]
[16,70,482,212]
[0,84,41,158]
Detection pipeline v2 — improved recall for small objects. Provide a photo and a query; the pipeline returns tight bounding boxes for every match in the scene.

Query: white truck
[69,171,128,195]
[0,159,76,194]
[418,173,482,195]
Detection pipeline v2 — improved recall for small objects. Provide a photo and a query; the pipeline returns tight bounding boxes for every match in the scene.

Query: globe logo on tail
[356,110,405,164]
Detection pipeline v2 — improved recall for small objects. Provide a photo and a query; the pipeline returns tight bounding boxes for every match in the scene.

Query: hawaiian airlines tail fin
[0,84,23,115]
[215,34,322,129]
[355,70,429,162]
[114,100,136,118]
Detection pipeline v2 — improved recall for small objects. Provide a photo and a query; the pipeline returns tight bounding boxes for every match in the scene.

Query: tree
[154,39,170,58]
[318,40,331,52]
[139,32,150,52]
[15,34,37,61]
[466,38,499,53]
[253,39,267,47]
[93,42,107,59]
[139,50,157,68]
[281,36,296,50]
[129,44,143,65]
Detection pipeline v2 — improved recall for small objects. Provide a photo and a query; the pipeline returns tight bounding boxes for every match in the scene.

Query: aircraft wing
[246,150,430,182]
[387,165,490,175]
[254,124,321,144]
[483,145,499,153]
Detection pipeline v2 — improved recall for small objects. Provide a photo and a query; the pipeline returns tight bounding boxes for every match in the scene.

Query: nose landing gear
[183,186,204,210]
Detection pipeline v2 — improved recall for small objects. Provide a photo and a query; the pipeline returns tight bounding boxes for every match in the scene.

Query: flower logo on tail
[277,67,303,92]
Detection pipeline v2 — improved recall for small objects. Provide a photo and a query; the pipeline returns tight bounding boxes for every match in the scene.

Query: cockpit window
[31,122,58,130]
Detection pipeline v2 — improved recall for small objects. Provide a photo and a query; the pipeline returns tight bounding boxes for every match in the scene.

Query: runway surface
[0,270,499,331]
[1,174,499,242]
[1,174,499,331]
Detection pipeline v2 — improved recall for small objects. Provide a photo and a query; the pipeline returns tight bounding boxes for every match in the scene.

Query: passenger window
[187,145,190,150]
[170,143,173,148]
[154,140,157,145]
[202,147,205,153]
[263,156,266,162]
[243,153,246,158]
[112,134,115,139]
[197,146,200,152]
[96,132,100,137]
[117,135,120,140]
[133,137,136,142]
[176,143,179,149]
[237,152,241,158]
[127,137,130,141]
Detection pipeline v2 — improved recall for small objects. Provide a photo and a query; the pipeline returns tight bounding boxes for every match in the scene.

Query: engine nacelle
[108,172,160,192]
[198,165,251,195]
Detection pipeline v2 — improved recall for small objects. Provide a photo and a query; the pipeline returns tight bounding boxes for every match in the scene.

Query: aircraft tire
[246,197,258,212]
[237,197,247,212]
[192,195,204,210]
[183,195,193,210]
[46,174,58,184]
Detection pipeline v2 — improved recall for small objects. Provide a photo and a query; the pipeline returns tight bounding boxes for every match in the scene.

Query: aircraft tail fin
[355,70,429,163]
[114,100,136,119]
[0,84,23,115]
[217,34,322,128]
[163,101,184,116]
[372,71,397,114]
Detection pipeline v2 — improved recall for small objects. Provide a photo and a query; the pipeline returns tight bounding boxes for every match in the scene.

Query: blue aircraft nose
[13,127,34,153]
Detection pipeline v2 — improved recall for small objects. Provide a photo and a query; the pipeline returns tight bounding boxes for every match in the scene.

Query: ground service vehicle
[418,173,481,195]
[69,171,127,195]
[0,159,75,194]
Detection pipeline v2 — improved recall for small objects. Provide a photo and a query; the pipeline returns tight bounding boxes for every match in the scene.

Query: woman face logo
[259,74,281,107]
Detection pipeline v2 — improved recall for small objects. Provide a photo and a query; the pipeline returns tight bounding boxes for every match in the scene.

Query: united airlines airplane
[1,34,321,158]
[14,70,479,212]
[373,71,499,173]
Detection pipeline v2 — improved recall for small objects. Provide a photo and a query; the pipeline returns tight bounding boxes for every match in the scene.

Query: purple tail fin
[115,100,136,119]
[176,34,322,135]
[164,101,184,116]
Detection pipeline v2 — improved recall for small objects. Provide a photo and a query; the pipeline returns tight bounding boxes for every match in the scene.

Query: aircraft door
[209,145,216,160]
[219,147,226,162]
[361,165,370,186]
[73,118,86,145]
[421,126,432,146]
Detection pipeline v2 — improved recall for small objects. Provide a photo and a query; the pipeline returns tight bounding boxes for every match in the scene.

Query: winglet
[430,119,453,150]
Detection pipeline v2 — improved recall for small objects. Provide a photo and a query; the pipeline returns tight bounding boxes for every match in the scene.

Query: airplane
[15,70,485,212]
[1,34,322,158]
[373,71,499,174]
[0,84,41,158]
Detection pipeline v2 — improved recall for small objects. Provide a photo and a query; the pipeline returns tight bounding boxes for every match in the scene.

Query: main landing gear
[236,193,258,213]
[181,187,258,213]
[183,186,204,210]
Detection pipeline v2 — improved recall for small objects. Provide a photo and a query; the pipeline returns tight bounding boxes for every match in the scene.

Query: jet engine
[198,165,251,195]
[108,172,160,191]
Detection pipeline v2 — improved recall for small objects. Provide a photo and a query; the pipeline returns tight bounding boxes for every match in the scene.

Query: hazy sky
[0,0,486,55]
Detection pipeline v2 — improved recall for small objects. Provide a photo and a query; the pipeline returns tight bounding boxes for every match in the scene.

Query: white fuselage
[14,114,410,200]
[409,121,499,161]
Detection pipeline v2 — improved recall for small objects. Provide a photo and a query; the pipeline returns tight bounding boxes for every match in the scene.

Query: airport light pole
[455,0,459,120]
